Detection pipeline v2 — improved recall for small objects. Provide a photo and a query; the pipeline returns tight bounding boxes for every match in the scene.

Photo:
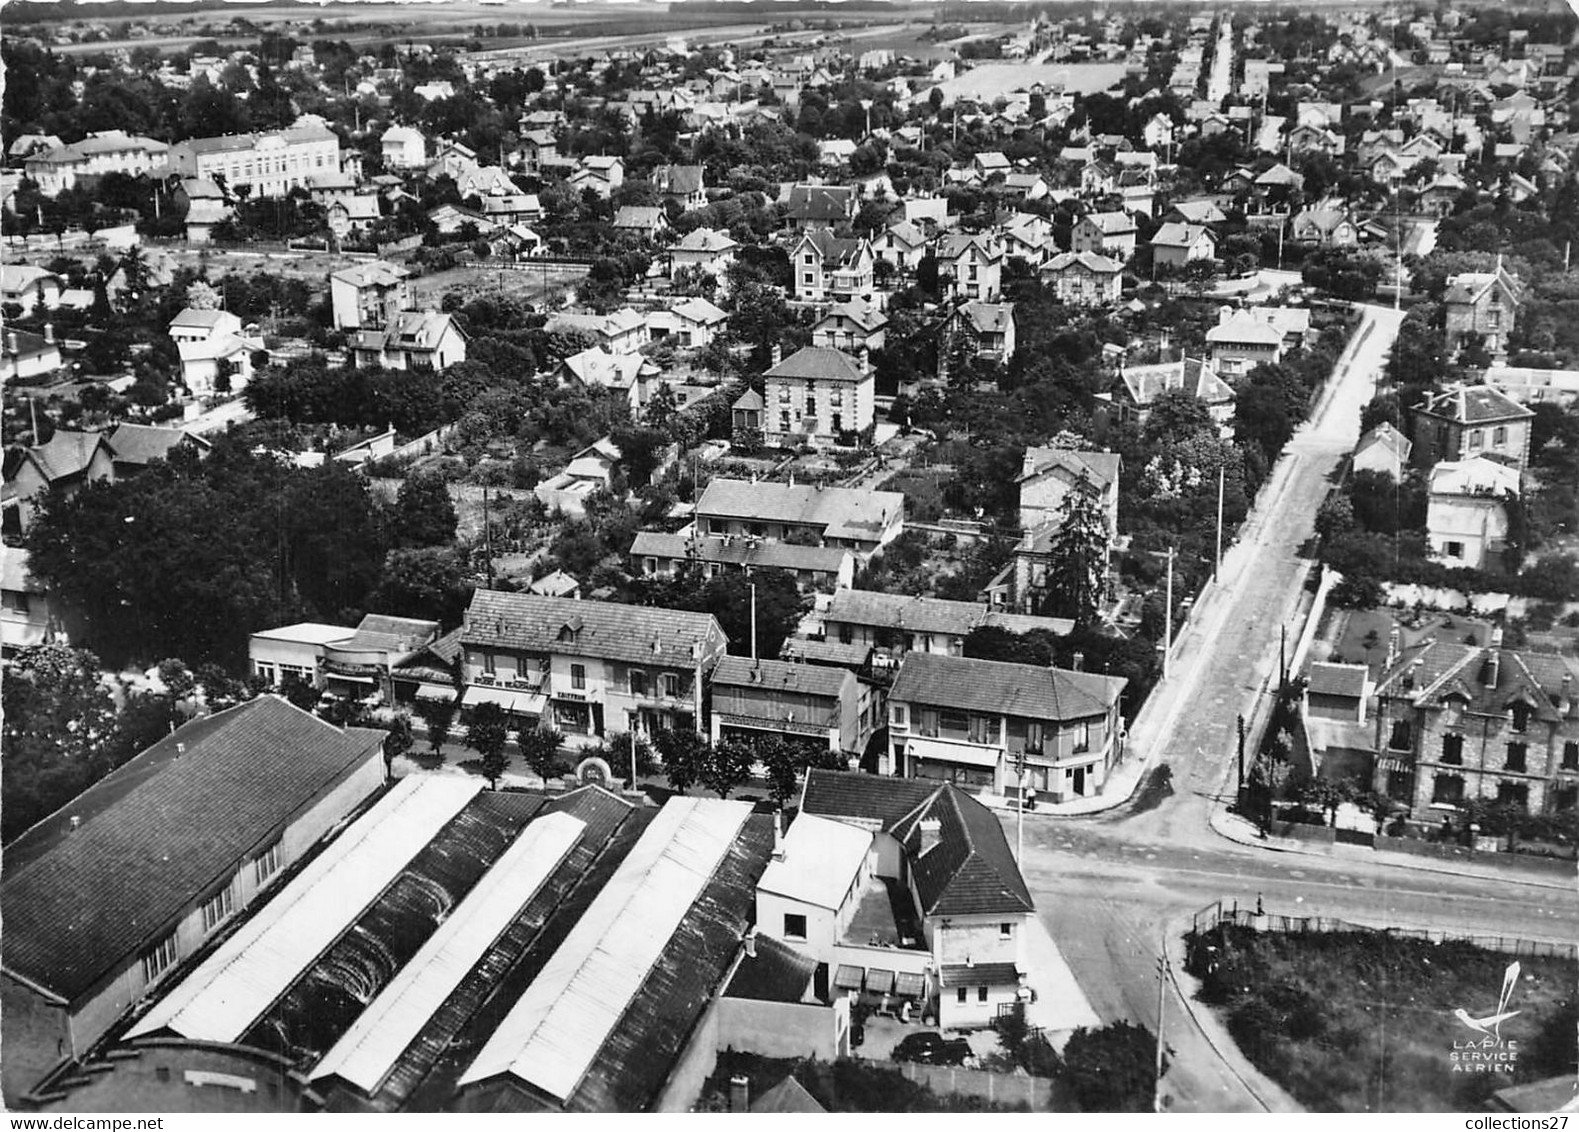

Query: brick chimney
[769,343,782,367]
[5,332,15,355]
[43,323,54,344]
[919,817,942,856]
[743,927,757,958]
[772,810,786,861]
[729,1076,750,1113]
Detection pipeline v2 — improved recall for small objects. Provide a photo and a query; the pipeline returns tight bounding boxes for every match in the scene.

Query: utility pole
[482,483,495,587]
[1153,953,1169,1112]
[749,582,758,661]
[1215,462,1225,579]
[1160,545,1176,679]
[1015,747,1026,865]
[1236,713,1246,805]
[630,729,638,789]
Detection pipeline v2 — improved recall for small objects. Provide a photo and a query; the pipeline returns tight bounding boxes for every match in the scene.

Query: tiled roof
[824,590,1070,639]
[19,429,112,484]
[330,260,410,288]
[799,768,937,828]
[106,423,208,467]
[1418,384,1534,425]
[672,227,738,253]
[796,229,867,266]
[1,696,385,1004]
[939,962,1020,987]
[696,479,901,544]
[1079,210,1136,235]
[1122,357,1234,408]
[815,299,887,334]
[341,613,440,653]
[1043,250,1123,275]
[613,205,665,229]
[1208,310,1284,346]
[655,164,704,194]
[712,655,851,699]
[1150,221,1213,248]
[460,591,726,668]
[890,786,1034,917]
[961,301,1014,335]
[785,184,855,221]
[1377,641,1577,722]
[1019,447,1121,490]
[890,652,1124,722]
[1307,662,1368,698]
[766,344,868,384]
[631,530,850,574]
[1356,422,1412,462]
[1,329,58,361]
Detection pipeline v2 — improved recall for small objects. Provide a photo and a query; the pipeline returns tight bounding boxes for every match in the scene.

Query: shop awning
[905,736,1001,769]
[865,968,895,995]
[833,964,864,991]
[461,686,547,714]
[415,685,455,702]
[327,671,376,685]
[894,971,926,999]
[939,962,1020,988]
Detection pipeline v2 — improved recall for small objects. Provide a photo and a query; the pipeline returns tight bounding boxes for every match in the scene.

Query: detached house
[784,184,857,231]
[710,657,867,760]
[1148,222,1217,270]
[761,345,876,447]
[1017,447,1121,537]
[2,430,116,535]
[953,301,1015,362]
[1425,456,1521,570]
[695,479,903,560]
[1115,357,1236,435]
[935,233,1002,302]
[1410,384,1534,473]
[0,266,63,317]
[329,260,412,331]
[668,227,739,278]
[790,231,874,304]
[1444,261,1521,357]
[1071,211,1137,262]
[568,155,624,198]
[812,299,888,353]
[456,591,727,744]
[1290,205,1360,247]
[1372,637,1579,822]
[888,653,1126,802]
[1206,308,1286,378]
[653,164,706,211]
[874,219,927,273]
[349,311,467,371]
[1041,251,1123,307]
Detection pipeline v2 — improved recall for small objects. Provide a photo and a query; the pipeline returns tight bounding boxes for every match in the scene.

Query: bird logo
[1453,962,1521,1043]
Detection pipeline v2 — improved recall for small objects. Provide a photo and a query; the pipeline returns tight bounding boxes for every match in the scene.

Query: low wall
[1375,834,1576,875]
[886,1060,1053,1110]
[714,997,847,1062]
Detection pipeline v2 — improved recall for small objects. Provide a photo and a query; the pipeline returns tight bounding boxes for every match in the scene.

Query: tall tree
[701,737,756,800]
[1037,473,1109,624]
[519,727,565,783]
[391,472,458,549]
[654,726,707,794]
[415,696,455,755]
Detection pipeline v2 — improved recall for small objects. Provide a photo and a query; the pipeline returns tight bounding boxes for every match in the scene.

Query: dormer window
[1510,702,1531,733]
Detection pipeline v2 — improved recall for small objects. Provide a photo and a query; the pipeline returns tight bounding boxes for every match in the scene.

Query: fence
[886,1060,1054,1109]
[1190,900,1577,962]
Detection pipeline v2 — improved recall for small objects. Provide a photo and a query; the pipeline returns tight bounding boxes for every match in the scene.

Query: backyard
[1186,924,1577,1112]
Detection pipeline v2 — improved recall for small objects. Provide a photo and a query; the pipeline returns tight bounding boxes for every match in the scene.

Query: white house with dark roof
[812,299,887,352]
[935,233,1002,302]
[349,311,467,371]
[1444,261,1521,356]
[668,227,738,278]
[887,653,1126,801]
[1,327,63,383]
[1017,447,1121,537]
[790,230,874,303]
[954,301,1015,361]
[1353,422,1413,481]
[1071,211,1137,262]
[0,696,387,1105]
[457,590,728,743]
[3,430,116,535]
[1115,357,1235,435]
[762,345,875,447]
[1426,456,1521,570]
[873,219,927,272]
[653,164,706,211]
[1041,251,1123,307]
[695,479,903,560]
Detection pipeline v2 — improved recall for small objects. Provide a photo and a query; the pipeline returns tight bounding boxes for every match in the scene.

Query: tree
[654,726,708,794]
[392,471,458,548]
[701,737,756,799]
[416,695,455,754]
[519,726,565,783]
[382,714,414,769]
[467,700,511,787]
[1,645,121,841]
[1061,1022,1157,1112]
[1038,473,1109,623]
[758,734,802,806]
[1143,389,1215,443]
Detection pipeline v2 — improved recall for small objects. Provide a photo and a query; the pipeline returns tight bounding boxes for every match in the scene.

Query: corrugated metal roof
[126,777,481,1043]
[456,796,752,1099]
[312,811,586,1094]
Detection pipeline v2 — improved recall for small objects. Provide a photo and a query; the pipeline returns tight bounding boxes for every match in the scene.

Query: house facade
[349,311,467,371]
[1444,262,1521,356]
[790,232,875,303]
[888,653,1126,801]
[162,124,341,199]
[1410,384,1535,473]
[1040,251,1123,307]
[1372,639,1579,822]
[1425,456,1520,570]
[935,234,1002,302]
[710,657,866,759]
[762,345,876,448]
[329,260,412,331]
[1070,211,1138,261]
[455,591,727,744]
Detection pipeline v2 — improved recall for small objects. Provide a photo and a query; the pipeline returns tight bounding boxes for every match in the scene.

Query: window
[663,673,681,699]
[1468,430,1483,450]
[254,841,282,885]
[803,272,814,285]
[1563,742,1578,771]
[1557,787,1578,812]
[978,986,989,1003]
[201,881,236,932]
[1441,734,1464,765]
[571,664,586,690]
[629,670,648,696]
[254,661,276,684]
[1000,922,1013,940]
[1387,719,1413,751]
[1505,742,1527,772]
[1492,425,1507,446]
[1495,782,1529,811]
[892,704,907,726]
[1444,541,1464,559]
[957,987,968,1004]
[141,934,179,984]
[784,913,807,940]
[803,254,814,265]
[1431,774,1464,804]
[838,624,853,645]
[1510,703,1531,733]
[780,410,791,431]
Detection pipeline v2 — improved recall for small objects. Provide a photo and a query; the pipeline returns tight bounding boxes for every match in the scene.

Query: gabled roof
[1043,250,1122,276]
[766,345,870,385]
[330,260,410,289]
[1018,447,1120,490]
[1121,357,1234,408]
[785,183,855,221]
[460,591,725,668]
[712,655,852,700]
[814,299,887,334]
[106,423,210,467]
[672,227,738,254]
[1444,265,1521,307]
[1,329,60,362]
[11,429,114,485]
[0,264,63,294]
[1150,221,1215,249]
[723,933,819,1004]
[794,229,869,266]
[1355,422,1412,463]
[670,296,727,325]
[1,696,386,1005]
[891,652,1124,723]
[1078,210,1136,236]
[1417,384,1534,425]
[1207,309,1284,346]
[936,232,1001,264]
[961,301,1014,336]
[613,205,666,230]
[696,479,901,544]
[1377,640,1577,722]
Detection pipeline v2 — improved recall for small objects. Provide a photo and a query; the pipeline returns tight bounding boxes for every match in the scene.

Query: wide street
[1009,305,1579,1110]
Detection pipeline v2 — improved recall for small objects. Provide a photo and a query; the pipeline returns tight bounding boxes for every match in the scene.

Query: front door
[1072,767,1086,796]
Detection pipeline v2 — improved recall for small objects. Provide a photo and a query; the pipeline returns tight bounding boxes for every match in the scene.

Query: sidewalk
[1021,918,1101,1038]
[1208,808,1575,892]
[977,751,1152,817]
[1159,914,1304,1114]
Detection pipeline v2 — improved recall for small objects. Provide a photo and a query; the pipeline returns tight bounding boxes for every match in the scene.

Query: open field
[930,60,1131,104]
[1187,925,1577,1112]
[410,261,588,308]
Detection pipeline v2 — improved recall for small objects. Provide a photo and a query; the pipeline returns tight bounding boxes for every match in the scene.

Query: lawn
[1186,926,1577,1112]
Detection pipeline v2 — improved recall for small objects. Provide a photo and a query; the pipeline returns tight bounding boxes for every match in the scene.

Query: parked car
[892,1032,973,1066]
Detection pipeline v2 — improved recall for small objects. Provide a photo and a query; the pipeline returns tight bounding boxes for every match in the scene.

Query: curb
[1207,808,1576,892]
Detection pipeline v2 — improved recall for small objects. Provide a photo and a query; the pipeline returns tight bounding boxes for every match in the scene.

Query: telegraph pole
[1215,463,1225,578]
[1162,546,1175,679]
[1153,953,1169,1112]
[749,582,758,661]
[1015,747,1026,865]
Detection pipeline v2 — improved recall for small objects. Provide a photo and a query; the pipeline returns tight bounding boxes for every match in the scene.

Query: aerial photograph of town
[0,0,1575,1117]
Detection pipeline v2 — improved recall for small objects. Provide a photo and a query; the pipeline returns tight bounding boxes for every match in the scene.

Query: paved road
[1205,19,1235,104]
[1006,305,1577,1110]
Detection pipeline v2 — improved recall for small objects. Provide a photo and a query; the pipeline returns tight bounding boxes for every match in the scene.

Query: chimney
[176,742,186,757]
[43,323,54,344]
[919,817,942,856]
[70,815,82,831]
[1071,650,1085,672]
[5,332,15,355]
[769,343,782,367]
[1559,672,1574,716]
[772,810,786,861]
[1385,623,1401,670]
[729,1076,750,1113]
[859,345,871,374]
[743,927,757,958]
